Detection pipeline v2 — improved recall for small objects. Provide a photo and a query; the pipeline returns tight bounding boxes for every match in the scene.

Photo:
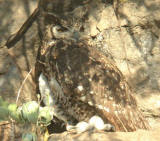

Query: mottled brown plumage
[36,36,149,132]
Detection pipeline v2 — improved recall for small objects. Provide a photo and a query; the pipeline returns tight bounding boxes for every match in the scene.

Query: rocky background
[0,0,160,140]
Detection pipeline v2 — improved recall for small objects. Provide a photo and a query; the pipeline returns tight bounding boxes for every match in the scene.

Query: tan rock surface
[48,128,160,141]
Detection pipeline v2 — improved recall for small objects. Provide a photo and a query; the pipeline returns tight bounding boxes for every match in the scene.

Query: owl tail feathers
[101,104,151,132]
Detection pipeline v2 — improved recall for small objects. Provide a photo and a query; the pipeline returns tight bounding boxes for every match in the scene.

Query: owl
[35,0,150,133]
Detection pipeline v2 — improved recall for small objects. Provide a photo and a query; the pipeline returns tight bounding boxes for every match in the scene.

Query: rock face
[35,0,150,132]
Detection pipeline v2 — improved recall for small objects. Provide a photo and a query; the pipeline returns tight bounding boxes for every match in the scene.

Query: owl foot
[66,115,115,133]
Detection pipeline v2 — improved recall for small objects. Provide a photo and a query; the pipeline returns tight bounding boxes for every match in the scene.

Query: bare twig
[16,69,32,104]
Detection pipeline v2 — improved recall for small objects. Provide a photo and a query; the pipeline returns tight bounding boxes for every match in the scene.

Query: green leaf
[8,103,20,121]
[38,107,53,126]
[21,101,39,123]
[0,96,9,108]
[0,107,9,120]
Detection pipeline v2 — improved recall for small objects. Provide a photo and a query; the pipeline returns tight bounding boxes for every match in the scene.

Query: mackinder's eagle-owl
[35,0,150,132]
